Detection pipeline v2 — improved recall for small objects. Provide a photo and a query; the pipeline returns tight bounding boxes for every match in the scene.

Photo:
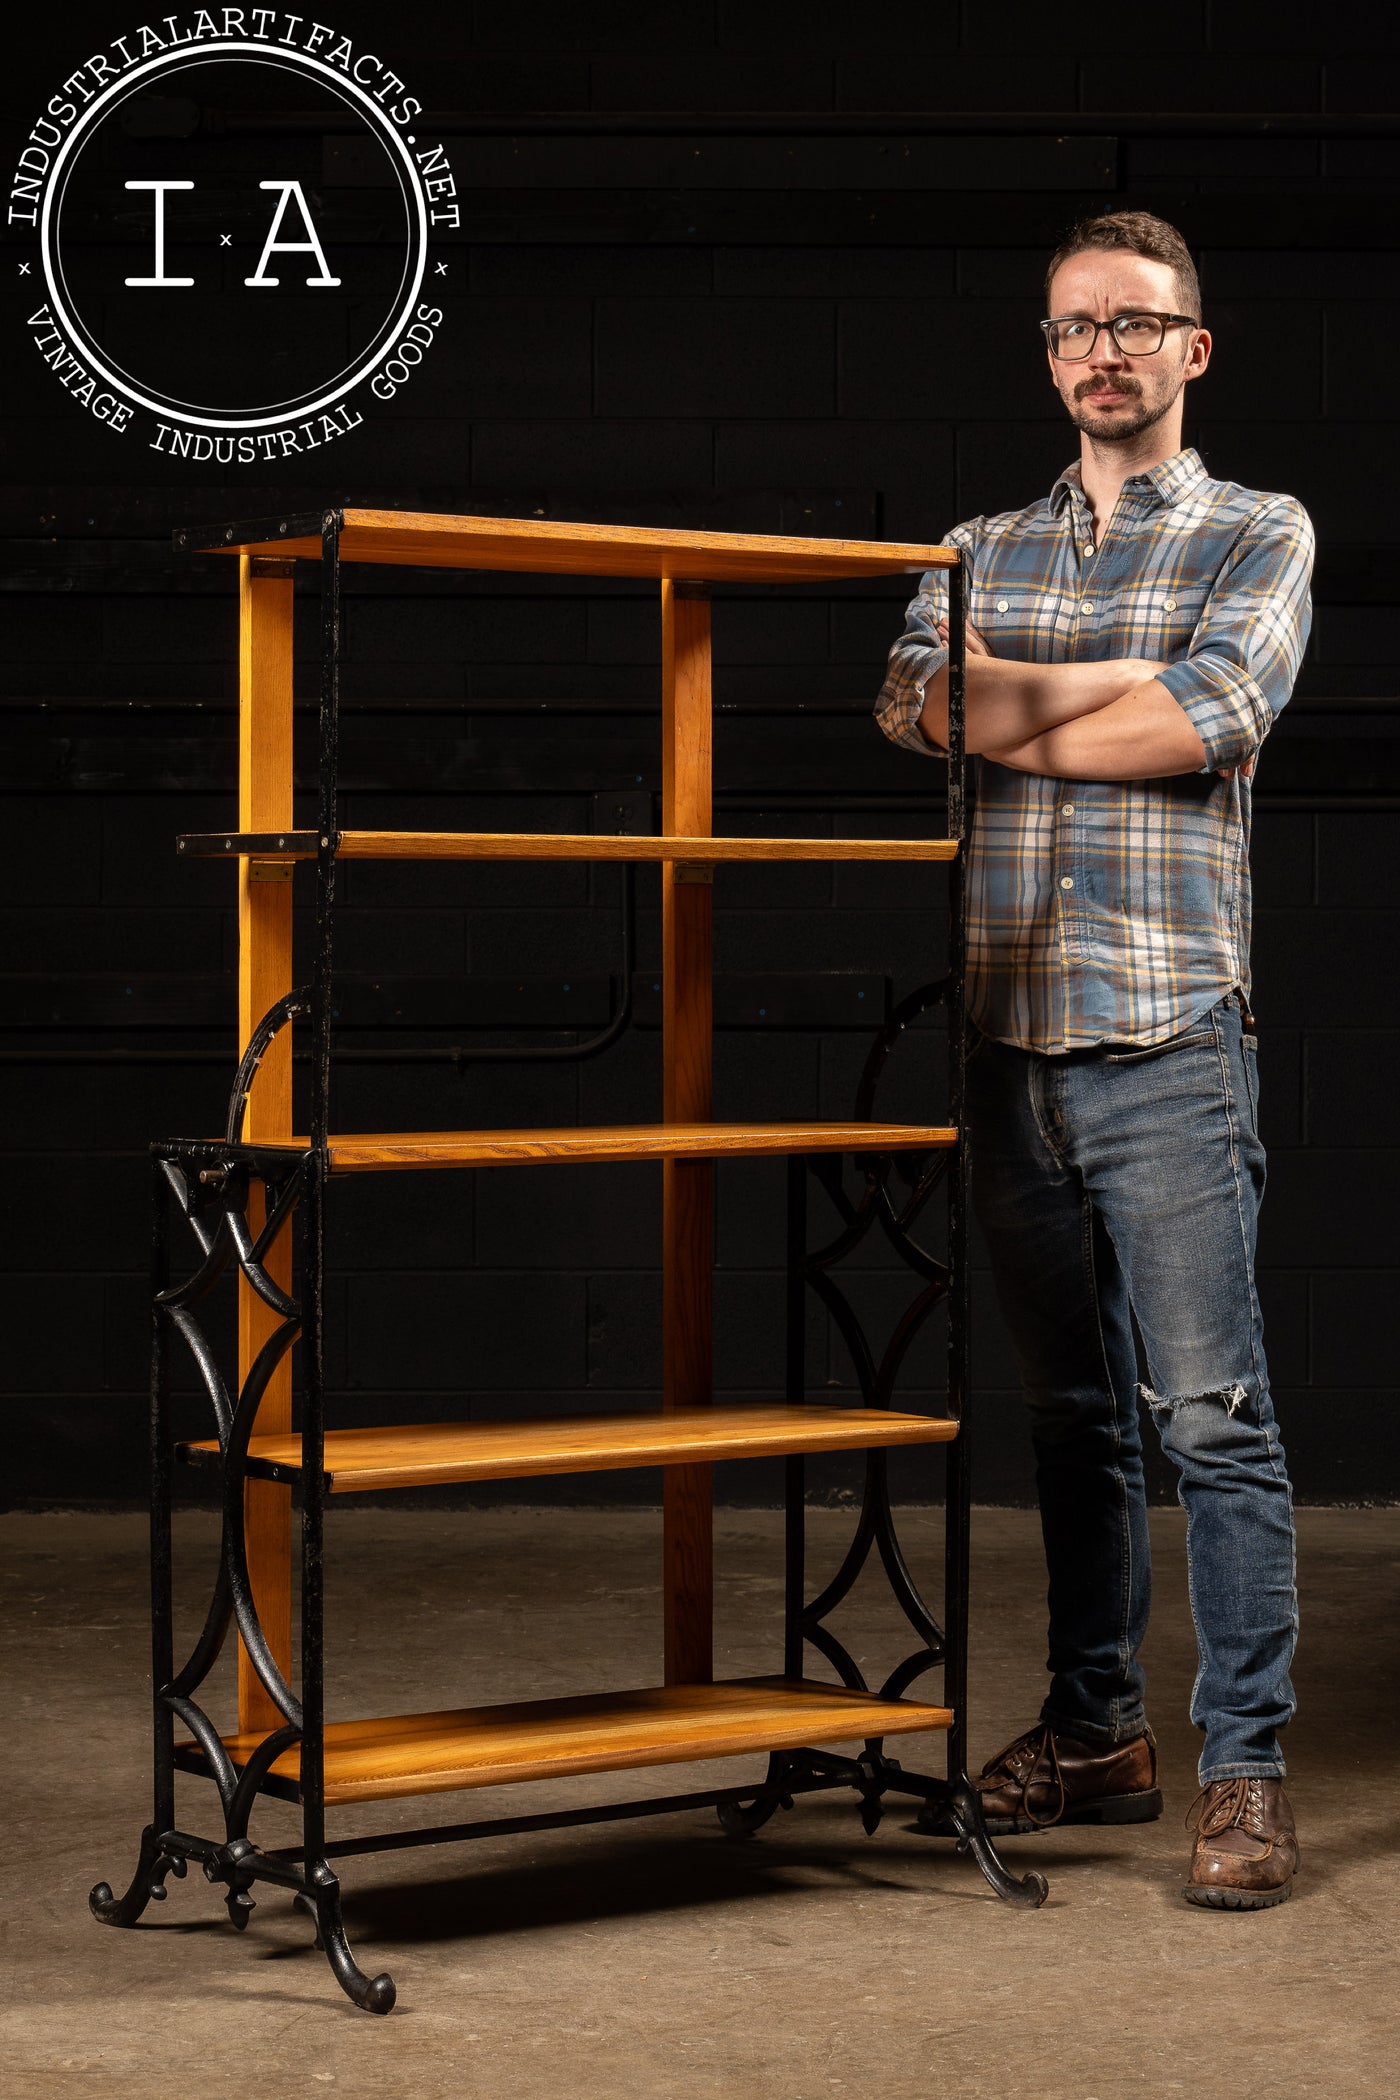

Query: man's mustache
[1073,374,1144,402]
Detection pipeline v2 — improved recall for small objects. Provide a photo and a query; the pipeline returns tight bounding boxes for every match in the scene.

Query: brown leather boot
[1183,1777,1299,1909]
[973,1720,1163,1834]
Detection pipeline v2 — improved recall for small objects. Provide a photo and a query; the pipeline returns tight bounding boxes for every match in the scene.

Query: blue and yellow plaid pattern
[875,448,1315,1050]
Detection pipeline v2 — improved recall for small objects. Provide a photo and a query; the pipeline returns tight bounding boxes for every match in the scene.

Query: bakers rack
[90,507,1046,2014]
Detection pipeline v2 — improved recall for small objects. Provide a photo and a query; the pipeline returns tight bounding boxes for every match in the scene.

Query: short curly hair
[1045,211,1201,321]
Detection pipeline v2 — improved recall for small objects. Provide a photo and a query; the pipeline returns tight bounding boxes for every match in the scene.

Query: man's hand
[936,616,993,658]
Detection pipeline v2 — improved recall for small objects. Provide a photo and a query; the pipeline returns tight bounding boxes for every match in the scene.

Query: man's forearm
[918,655,1165,754]
[984,680,1209,780]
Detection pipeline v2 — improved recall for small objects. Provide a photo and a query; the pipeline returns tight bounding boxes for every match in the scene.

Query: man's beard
[1064,372,1174,443]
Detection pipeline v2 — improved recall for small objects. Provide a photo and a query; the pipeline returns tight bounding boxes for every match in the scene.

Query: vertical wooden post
[237,554,296,1733]
[661,578,714,1685]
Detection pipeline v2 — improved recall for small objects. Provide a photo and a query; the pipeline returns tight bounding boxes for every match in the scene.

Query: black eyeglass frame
[1040,311,1201,360]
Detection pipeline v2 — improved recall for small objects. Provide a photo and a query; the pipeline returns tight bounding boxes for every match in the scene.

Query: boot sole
[1181,1878,1293,1910]
[923,1789,1167,1839]
[978,1787,1164,1836]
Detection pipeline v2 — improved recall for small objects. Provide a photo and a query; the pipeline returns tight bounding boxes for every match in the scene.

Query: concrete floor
[3,1505,1398,2099]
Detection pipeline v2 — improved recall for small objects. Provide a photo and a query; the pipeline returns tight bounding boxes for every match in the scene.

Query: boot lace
[980,1722,1067,1829]
[1185,1776,1266,1840]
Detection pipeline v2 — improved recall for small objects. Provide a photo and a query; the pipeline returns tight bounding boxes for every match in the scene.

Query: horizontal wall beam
[5,721,1398,796]
[0,538,1395,604]
[46,191,1400,249]
[3,971,894,1035]
[192,109,1400,140]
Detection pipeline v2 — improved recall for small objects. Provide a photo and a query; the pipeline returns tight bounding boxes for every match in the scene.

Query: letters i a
[123,178,341,288]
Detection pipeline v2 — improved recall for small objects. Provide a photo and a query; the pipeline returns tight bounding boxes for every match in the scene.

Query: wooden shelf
[178,830,958,863]
[191,507,958,582]
[177,1403,959,1492]
[210,1122,956,1173]
[175,1677,953,1805]
[315,1122,956,1172]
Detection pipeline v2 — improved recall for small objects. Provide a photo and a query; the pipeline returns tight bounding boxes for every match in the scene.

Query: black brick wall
[5,6,1398,1505]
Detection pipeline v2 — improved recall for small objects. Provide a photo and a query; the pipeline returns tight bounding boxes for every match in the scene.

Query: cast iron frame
[91,516,1046,2016]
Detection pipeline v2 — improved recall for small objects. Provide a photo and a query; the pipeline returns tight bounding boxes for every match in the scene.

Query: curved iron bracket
[220,1313,305,1730]
[791,972,956,1718]
[225,1725,304,1843]
[164,1692,239,1809]
[854,975,949,1123]
[167,1558,234,1703]
[154,1150,306,1749]
[226,989,311,1143]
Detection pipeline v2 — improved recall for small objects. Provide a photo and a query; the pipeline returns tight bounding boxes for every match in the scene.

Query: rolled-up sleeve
[1155,496,1315,771]
[874,530,973,756]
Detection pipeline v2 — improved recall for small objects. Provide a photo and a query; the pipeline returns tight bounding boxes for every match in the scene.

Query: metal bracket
[672,864,714,885]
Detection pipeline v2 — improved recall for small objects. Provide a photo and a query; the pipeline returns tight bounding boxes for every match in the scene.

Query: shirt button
[1083,542,1094,555]
[1080,600,1095,614]
[996,598,1009,613]
[1060,875,1075,890]
[1062,803,1075,817]
[1163,596,1177,612]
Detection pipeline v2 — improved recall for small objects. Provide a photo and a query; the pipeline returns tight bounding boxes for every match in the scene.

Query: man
[876,211,1313,1908]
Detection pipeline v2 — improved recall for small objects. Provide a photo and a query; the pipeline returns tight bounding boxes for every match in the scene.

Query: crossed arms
[877,498,1316,786]
[916,629,1209,780]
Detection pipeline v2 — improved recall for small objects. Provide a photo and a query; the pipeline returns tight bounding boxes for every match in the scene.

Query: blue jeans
[967,995,1297,1783]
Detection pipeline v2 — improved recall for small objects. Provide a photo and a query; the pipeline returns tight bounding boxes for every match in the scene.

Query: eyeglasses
[1040,312,1199,360]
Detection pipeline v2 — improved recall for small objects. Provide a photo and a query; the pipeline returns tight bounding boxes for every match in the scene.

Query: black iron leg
[91,1175,187,1935]
[298,1860,396,2014]
[945,1777,1048,1908]
[89,1825,188,1926]
[716,1795,783,1837]
[715,1753,796,1838]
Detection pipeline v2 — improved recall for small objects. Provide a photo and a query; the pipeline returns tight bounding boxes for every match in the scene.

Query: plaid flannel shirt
[874,448,1314,1051]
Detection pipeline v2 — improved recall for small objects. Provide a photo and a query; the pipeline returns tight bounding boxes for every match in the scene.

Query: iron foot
[716,1793,784,1837]
[90,1826,187,1927]
[304,1862,396,2014]
[945,1778,1049,1907]
[716,1756,794,1838]
[858,1787,884,1836]
[201,1835,261,1932]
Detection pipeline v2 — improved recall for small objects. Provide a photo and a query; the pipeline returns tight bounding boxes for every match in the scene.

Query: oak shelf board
[194,507,959,583]
[161,1122,957,1174]
[174,1677,954,1804]
[315,1122,958,1171]
[199,1123,956,1171]
[177,829,959,864]
[177,1403,959,1492]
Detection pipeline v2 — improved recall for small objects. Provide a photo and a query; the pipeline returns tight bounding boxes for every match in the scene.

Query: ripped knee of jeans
[1139,1378,1251,1421]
